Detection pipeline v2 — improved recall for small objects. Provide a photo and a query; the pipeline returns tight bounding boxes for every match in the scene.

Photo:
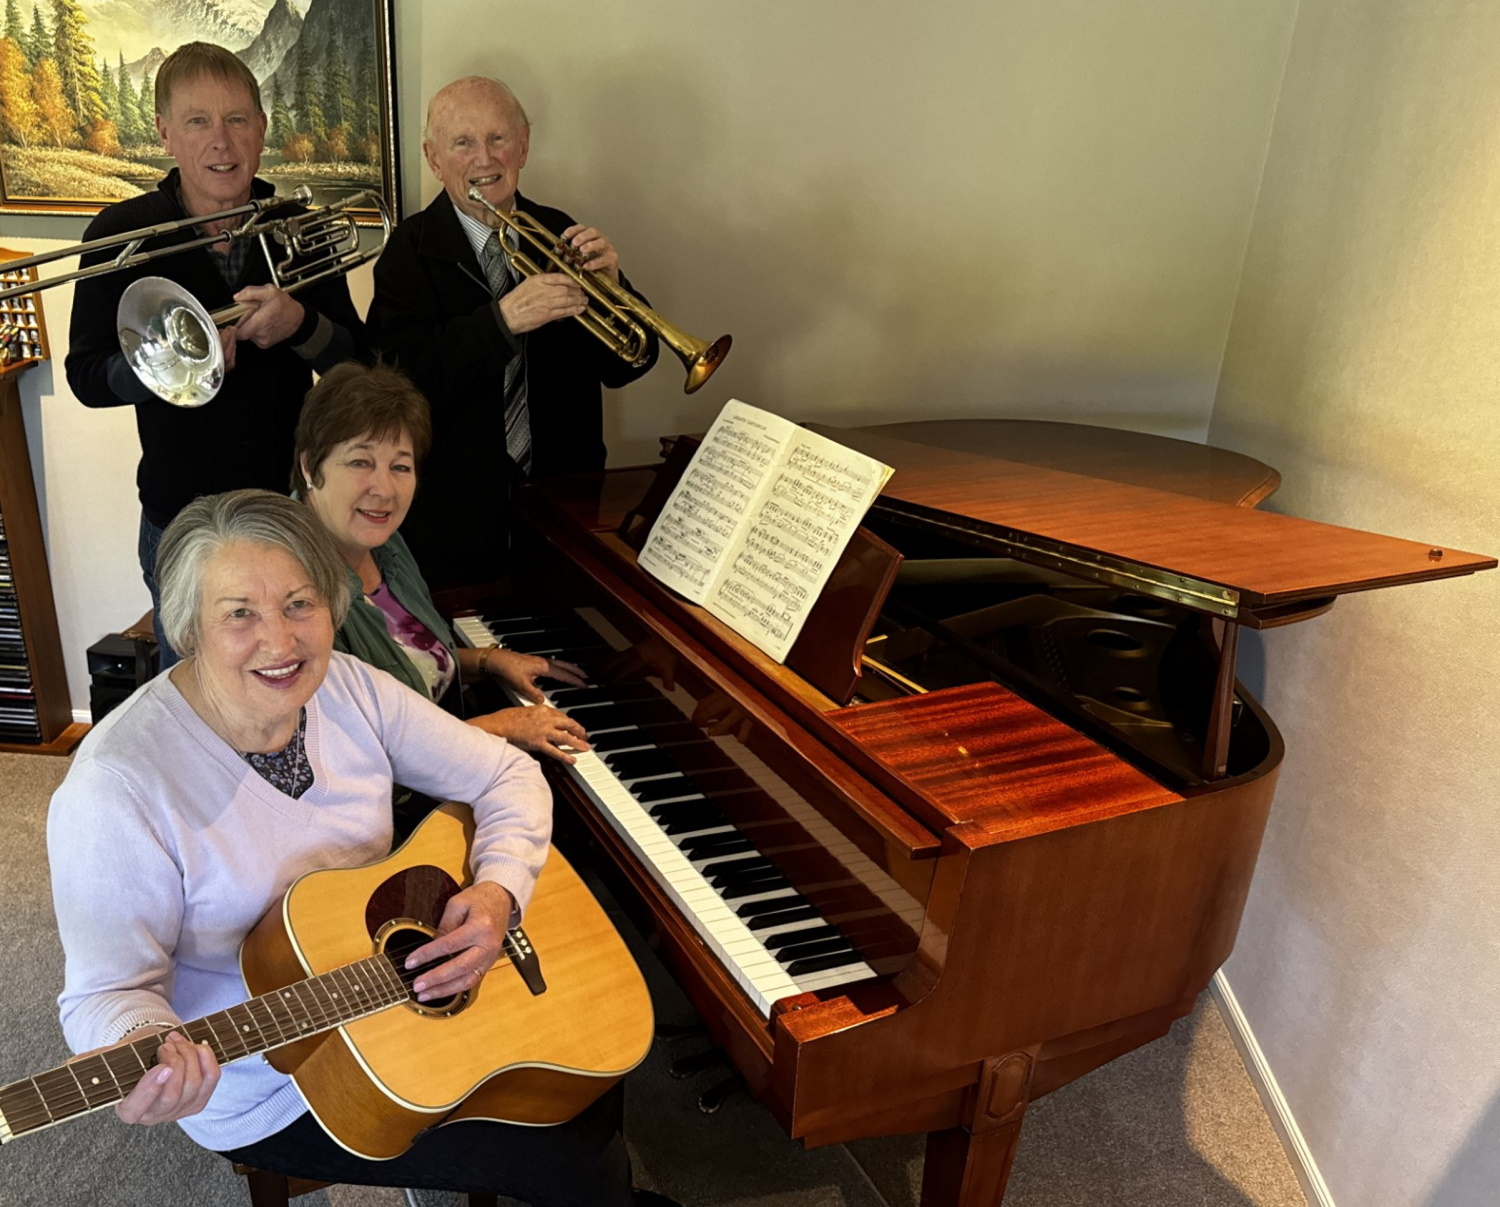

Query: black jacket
[367,190,659,586]
[65,170,368,527]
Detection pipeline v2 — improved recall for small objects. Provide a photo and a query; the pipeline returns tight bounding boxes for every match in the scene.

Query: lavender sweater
[47,652,552,1152]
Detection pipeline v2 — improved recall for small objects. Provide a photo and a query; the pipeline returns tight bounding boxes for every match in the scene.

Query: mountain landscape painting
[0,0,397,217]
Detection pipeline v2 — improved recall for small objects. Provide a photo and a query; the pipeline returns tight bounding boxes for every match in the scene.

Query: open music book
[638,400,894,662]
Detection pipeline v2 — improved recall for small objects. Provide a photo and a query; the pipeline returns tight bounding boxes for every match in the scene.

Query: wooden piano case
[499,421,1492,1207]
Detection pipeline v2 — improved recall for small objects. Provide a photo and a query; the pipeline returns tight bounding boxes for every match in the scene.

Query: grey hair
[423,76,530,145]
[156,489,351,655]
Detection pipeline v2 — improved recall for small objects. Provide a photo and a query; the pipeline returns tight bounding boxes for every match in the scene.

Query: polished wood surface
[864,419,1282,507]
[812,424,1495,612]
[0,364,74,752]
[514,465,1286,1207]
[245,805,654,1158]
[827,681,1182,841]
[508,423,1492,1207]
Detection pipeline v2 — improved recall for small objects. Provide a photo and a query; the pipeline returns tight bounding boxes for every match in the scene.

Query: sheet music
[639,400,893,663]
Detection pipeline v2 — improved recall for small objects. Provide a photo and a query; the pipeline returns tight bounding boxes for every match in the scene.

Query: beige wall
[1210,2,1500,1204]
[394,0,1297,458]
[8,0,1297,715]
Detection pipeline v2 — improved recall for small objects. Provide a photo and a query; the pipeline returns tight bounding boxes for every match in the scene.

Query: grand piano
[452,419,1494,1206]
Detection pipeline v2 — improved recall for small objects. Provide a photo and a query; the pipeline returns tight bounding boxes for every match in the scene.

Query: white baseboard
[1211,971,1336,1207]
[72,708,91,726]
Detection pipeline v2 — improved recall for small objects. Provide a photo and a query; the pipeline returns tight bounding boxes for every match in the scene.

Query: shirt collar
[451,200,518,265]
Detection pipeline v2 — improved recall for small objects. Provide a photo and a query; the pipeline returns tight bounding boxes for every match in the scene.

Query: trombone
[466,187,730,394]
[0,188,391,406]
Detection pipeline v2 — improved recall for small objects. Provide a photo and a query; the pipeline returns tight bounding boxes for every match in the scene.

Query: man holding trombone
[368,76,661,590]
[65,42,366,668]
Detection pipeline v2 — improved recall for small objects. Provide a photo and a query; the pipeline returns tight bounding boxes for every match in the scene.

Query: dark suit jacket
[368,191,659,586]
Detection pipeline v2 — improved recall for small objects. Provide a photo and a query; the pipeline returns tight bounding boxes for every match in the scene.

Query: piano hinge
[875,504,1242,618]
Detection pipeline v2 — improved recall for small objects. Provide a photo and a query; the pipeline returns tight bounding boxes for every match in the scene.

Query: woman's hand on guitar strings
[406,881,516,1002]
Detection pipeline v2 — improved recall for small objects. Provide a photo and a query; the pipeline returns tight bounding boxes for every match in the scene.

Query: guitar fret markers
[0,952,411,1143]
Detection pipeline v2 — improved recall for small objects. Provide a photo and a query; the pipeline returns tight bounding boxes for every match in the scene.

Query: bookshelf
[1,249,85,754]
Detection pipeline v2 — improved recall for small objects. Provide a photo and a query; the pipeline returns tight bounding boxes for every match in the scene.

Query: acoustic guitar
[0,802,655,1156]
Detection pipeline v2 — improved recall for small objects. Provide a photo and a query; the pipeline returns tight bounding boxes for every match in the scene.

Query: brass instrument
[466,187,730,394]
[0,188,391,406]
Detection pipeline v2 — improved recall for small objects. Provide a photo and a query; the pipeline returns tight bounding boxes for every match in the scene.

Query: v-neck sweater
[47,652,551,1152]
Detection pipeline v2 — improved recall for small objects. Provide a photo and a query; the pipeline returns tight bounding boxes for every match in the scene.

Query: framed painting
[0,0,399,223]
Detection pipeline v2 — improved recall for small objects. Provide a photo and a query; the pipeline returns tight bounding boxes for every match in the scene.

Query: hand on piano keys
[453,610,888,1017]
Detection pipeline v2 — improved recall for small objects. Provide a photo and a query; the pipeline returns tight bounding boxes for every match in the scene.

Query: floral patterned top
[239,709,313,799]
[366,581,457,701]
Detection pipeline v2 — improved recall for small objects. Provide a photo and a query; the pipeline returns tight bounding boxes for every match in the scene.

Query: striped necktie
[481,230,532,476]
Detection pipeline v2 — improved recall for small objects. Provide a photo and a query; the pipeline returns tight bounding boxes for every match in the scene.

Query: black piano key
[588,728,650,754]
[719,876,793,901]
[648,798,723,822]
[545,686,617,706]
[632,778,705,804]
[697,854,766,877]
[764,925,841,952]
[663,812,732,836]
[702,855,775,879]
[604,749,680,780]
[785,951,863,976]
[747,905,821,932]
[564,705,635,731]
[713,869,787,893]
[478,612,575,634]
[505,630,608,656]
[736,893,809,920]
[548,683,659,707]
[676,833,754,859]
[773,937,855,965]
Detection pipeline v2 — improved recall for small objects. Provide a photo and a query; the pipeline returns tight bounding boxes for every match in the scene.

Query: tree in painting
[0,0,384,210]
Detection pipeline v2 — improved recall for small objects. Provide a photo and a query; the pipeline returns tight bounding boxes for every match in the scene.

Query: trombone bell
[117,278,223,408]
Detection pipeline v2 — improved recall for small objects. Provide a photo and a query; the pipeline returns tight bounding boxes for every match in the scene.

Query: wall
[5,0,1298,717]
[1210,2,1500,1204]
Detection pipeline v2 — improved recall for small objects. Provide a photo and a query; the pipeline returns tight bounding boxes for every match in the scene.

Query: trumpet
[466,187,730,394]
[0,188,391,406]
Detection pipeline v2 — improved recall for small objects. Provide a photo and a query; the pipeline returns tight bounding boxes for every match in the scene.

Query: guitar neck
[0,950,410,1143]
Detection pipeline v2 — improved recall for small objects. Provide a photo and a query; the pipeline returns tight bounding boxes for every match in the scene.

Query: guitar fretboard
[0,949,412,1143]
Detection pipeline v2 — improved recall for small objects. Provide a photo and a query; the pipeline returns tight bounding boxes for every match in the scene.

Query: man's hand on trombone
[231,284,307,349]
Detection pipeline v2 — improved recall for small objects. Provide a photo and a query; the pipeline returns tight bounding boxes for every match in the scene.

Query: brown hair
[155,42,263,118]
[293,362,433,492]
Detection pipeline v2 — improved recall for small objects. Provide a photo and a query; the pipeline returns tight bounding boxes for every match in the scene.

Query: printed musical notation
[638,399,893,663]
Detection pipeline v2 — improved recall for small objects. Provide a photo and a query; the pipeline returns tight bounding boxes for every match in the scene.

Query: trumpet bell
[118,277,224,407]
[683,333,732,395]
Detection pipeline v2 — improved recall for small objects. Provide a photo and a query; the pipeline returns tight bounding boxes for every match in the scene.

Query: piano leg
[920,1049,1037,1207]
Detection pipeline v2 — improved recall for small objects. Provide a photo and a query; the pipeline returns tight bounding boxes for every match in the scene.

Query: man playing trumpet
[65,42,367,669]
[368,76,659,590]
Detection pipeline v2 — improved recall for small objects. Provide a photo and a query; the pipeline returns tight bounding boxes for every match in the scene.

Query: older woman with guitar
[38,490,658,1205]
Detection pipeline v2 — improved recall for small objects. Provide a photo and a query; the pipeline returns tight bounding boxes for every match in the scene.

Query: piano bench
[231,1164,499,1207]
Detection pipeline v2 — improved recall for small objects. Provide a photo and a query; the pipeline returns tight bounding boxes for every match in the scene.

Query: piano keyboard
[454,610,890,1017]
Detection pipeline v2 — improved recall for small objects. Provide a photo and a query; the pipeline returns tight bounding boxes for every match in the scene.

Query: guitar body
[240,802,654,1159]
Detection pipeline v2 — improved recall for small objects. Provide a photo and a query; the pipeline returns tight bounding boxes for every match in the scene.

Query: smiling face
[423,80,530,222]
[156,72,267,217]
[191,540,333,751]
[302,430,417,566]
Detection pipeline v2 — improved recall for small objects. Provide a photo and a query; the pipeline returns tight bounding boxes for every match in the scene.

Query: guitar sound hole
[378,922,469,1017]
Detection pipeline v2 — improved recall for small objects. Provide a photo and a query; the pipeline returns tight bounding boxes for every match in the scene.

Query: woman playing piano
[292,362,592,771]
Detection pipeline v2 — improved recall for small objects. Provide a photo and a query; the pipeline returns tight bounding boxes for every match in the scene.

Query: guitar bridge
[504,928,547,996]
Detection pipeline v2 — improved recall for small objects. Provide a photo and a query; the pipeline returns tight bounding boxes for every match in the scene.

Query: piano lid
[810,424,1496,624]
